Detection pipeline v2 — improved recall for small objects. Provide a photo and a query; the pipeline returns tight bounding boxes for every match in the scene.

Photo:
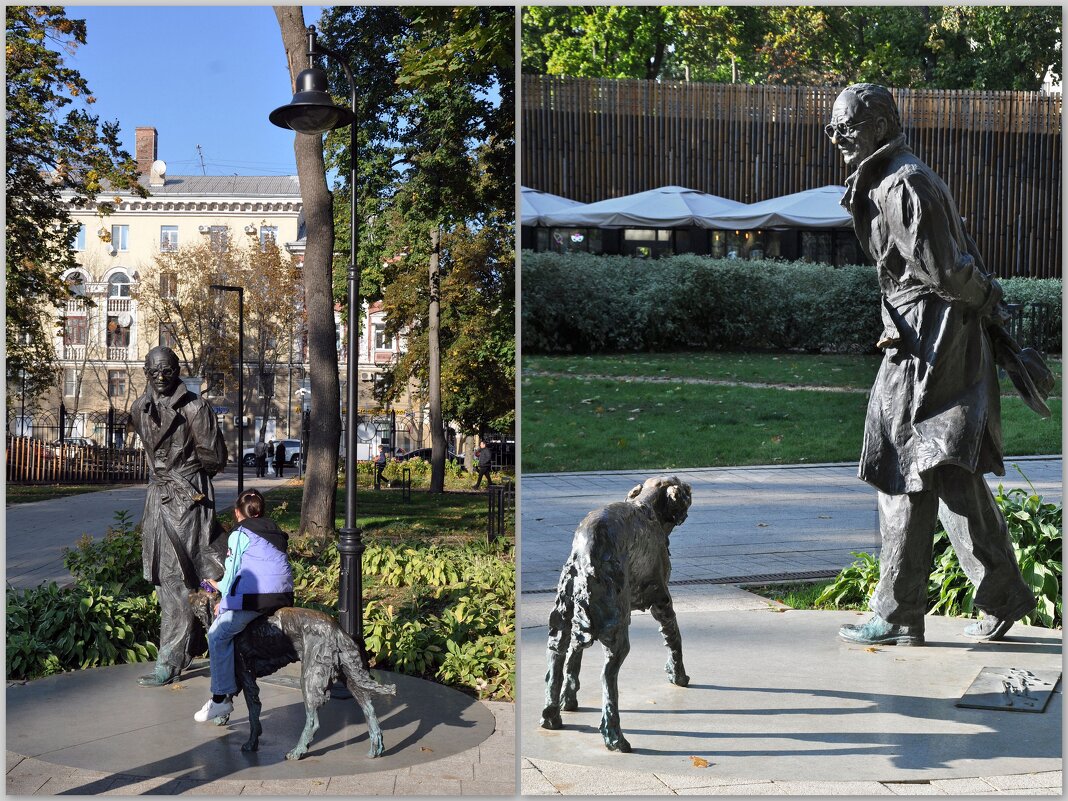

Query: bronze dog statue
[540,475,693,752]
[190,590,396,760]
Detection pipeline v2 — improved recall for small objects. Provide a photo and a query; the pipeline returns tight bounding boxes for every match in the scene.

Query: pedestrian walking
[254,438,267,479]
[274,441,286,479]
[473,440,493,489]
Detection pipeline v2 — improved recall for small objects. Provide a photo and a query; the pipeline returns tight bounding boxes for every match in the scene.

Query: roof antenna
[195,144,206,176]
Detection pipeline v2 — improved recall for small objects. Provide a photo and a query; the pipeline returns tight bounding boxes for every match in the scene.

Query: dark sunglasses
[824,119,870,140]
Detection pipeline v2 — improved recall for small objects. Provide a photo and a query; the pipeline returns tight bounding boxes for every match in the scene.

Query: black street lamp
[270,25,365,646]
[210,284,244,497]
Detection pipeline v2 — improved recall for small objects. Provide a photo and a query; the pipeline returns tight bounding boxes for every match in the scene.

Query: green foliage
[819,478,1062,628]
[7,582,159,681]
[8,511,162,681]
[523,253,1063,356]
[293,538,515,700]
[522,6,1061,90]
[522,252,883,354]
[63,510,153,596]
[815,552,881,610]
[6,6,145,394]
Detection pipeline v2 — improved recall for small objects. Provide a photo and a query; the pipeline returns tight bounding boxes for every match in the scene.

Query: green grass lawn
[522,353,1062,473]
[6,483,142,505]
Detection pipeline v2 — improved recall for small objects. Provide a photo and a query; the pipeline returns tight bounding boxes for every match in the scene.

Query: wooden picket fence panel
[522,76,1062,278]
[6,435,149,485]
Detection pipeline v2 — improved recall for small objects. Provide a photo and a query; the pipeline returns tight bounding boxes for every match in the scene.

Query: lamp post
[210,284,244,496]
[270,25,365,644]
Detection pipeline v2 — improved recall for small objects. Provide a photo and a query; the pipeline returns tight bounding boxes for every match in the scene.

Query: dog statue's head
[626,475,692,530]
[189,588,216,630]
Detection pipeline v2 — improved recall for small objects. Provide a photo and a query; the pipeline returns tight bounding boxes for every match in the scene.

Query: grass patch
[742,580,865,611]
[6,483,142,505]
[522,353,1061,473]
[524,352,883,389]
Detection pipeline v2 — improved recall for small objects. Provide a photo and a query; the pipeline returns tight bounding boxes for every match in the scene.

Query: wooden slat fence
[522,76,1062,278]
[6,435,148,485]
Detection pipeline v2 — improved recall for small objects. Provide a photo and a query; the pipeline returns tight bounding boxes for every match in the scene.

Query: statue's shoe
[963,598,1036,642]
[138,666,178,686]
[839,614,924,646]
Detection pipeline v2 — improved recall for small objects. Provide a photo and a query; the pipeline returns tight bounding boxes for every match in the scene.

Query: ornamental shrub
[522,251,1061,355]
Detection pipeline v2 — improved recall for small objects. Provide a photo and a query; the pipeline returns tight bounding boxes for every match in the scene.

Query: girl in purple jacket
[194,489,293,722]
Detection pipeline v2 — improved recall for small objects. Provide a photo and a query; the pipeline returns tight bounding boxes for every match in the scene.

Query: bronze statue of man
[830,83,1048,646]
[131,346,228,685]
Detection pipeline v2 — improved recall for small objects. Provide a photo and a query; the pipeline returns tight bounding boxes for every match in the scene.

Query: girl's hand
[214,602,221,616]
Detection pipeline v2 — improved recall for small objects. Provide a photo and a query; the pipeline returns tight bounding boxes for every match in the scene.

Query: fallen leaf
[865,646,881,653]
[168,683,184,691]
[756,522,769,528]
[421,746,434,752]
[690,756,710,768]
[648,700,657,704]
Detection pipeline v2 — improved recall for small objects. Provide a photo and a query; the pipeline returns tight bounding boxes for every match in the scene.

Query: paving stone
[39,773,120,795]
[459,779,516,796]
[320,774,398,795]
[530,761,669,795]
[766,781,895,795]
[997,789,1061,795]
[6,751,26,772]
[983,772,1064,791]
[522,766,560,795]
[179,779,250,795]
[237,778,325,795]
[930,778,997,794]
[655,772,774,790]
[676,782,781,795]
[99,775,204,795]
[392,775,465,795]
[882,782,948,795]
[472,757,516,784]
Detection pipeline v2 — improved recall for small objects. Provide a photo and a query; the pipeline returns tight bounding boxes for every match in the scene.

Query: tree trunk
[275,6,341,541]
[428,226,445,493]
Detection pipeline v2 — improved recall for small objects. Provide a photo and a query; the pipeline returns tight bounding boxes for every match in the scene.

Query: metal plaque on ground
[956,667,1061,713]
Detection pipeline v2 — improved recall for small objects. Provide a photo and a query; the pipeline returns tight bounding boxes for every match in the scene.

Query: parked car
[47,437,98,458]
[395,446,462,466]
[241,438,302,468]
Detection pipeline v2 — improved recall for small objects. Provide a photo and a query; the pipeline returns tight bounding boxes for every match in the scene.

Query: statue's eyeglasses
[824,119,869,140]
[145,367,177,378]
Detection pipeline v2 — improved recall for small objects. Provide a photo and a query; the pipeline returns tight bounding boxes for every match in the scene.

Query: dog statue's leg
[541,586,573,730]
[355,689,386,758]
[239,672,262,752]
[560,642,584,711]
[650,592,689,687]
[286,667,327,761]
[598,627,632,753]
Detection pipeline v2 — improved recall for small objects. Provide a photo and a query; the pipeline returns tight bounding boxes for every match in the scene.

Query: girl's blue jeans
[207,608,262,696]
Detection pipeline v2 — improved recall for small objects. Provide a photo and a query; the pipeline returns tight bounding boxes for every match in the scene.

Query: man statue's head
[827,83,901,168]
[144,346,181,397]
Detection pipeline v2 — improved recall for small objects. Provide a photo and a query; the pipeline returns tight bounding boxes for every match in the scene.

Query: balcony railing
[106,346,129,361]
[65,299,88,314]
[107,298,132,314]
[63,345,86,361]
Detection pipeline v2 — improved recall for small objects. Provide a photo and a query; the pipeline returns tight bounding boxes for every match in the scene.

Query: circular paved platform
[522,608,1062,782]
[8,660,495,782]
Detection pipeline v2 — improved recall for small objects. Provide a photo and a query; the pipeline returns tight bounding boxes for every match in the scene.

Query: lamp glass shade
[269,67,354,134]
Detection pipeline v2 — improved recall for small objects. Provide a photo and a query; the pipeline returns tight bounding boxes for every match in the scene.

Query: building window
[373,322,390,351]
[67,271,87,297]
[108,273,131,298]
[108,370,127,398]
[64,316,88,346]
[111,225,129,251]
[159,322,178,349]
[160,271,178,300]
[209,225,229,253]
[74,224,86,251]
[259,226,278,252]
[160,225,179,252]
[63,368,79,397]
[107,316,131,347]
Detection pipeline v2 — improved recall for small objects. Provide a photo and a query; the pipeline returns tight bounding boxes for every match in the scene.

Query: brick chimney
[135,127,158,174]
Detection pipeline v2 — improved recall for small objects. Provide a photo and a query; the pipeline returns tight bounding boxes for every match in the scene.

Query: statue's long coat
[131,383,228,585]
[842,135,1004,495]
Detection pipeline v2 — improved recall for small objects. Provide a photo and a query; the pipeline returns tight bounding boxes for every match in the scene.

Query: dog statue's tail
[337,631,397,697]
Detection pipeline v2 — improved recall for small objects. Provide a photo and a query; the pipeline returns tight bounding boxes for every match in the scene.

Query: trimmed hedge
[522,251,1062,355]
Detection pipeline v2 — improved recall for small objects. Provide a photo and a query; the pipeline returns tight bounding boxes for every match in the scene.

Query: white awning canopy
[521,186,584,226]
[539,185,746,229]
[712,185,851,230]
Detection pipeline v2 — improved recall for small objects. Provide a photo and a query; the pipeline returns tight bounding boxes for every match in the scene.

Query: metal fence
[487,480,516,544]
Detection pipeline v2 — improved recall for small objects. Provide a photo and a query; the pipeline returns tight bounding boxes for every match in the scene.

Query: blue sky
[67,6,328,177]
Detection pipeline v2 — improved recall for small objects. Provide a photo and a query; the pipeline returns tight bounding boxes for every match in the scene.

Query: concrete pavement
[519,456,1063,593]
